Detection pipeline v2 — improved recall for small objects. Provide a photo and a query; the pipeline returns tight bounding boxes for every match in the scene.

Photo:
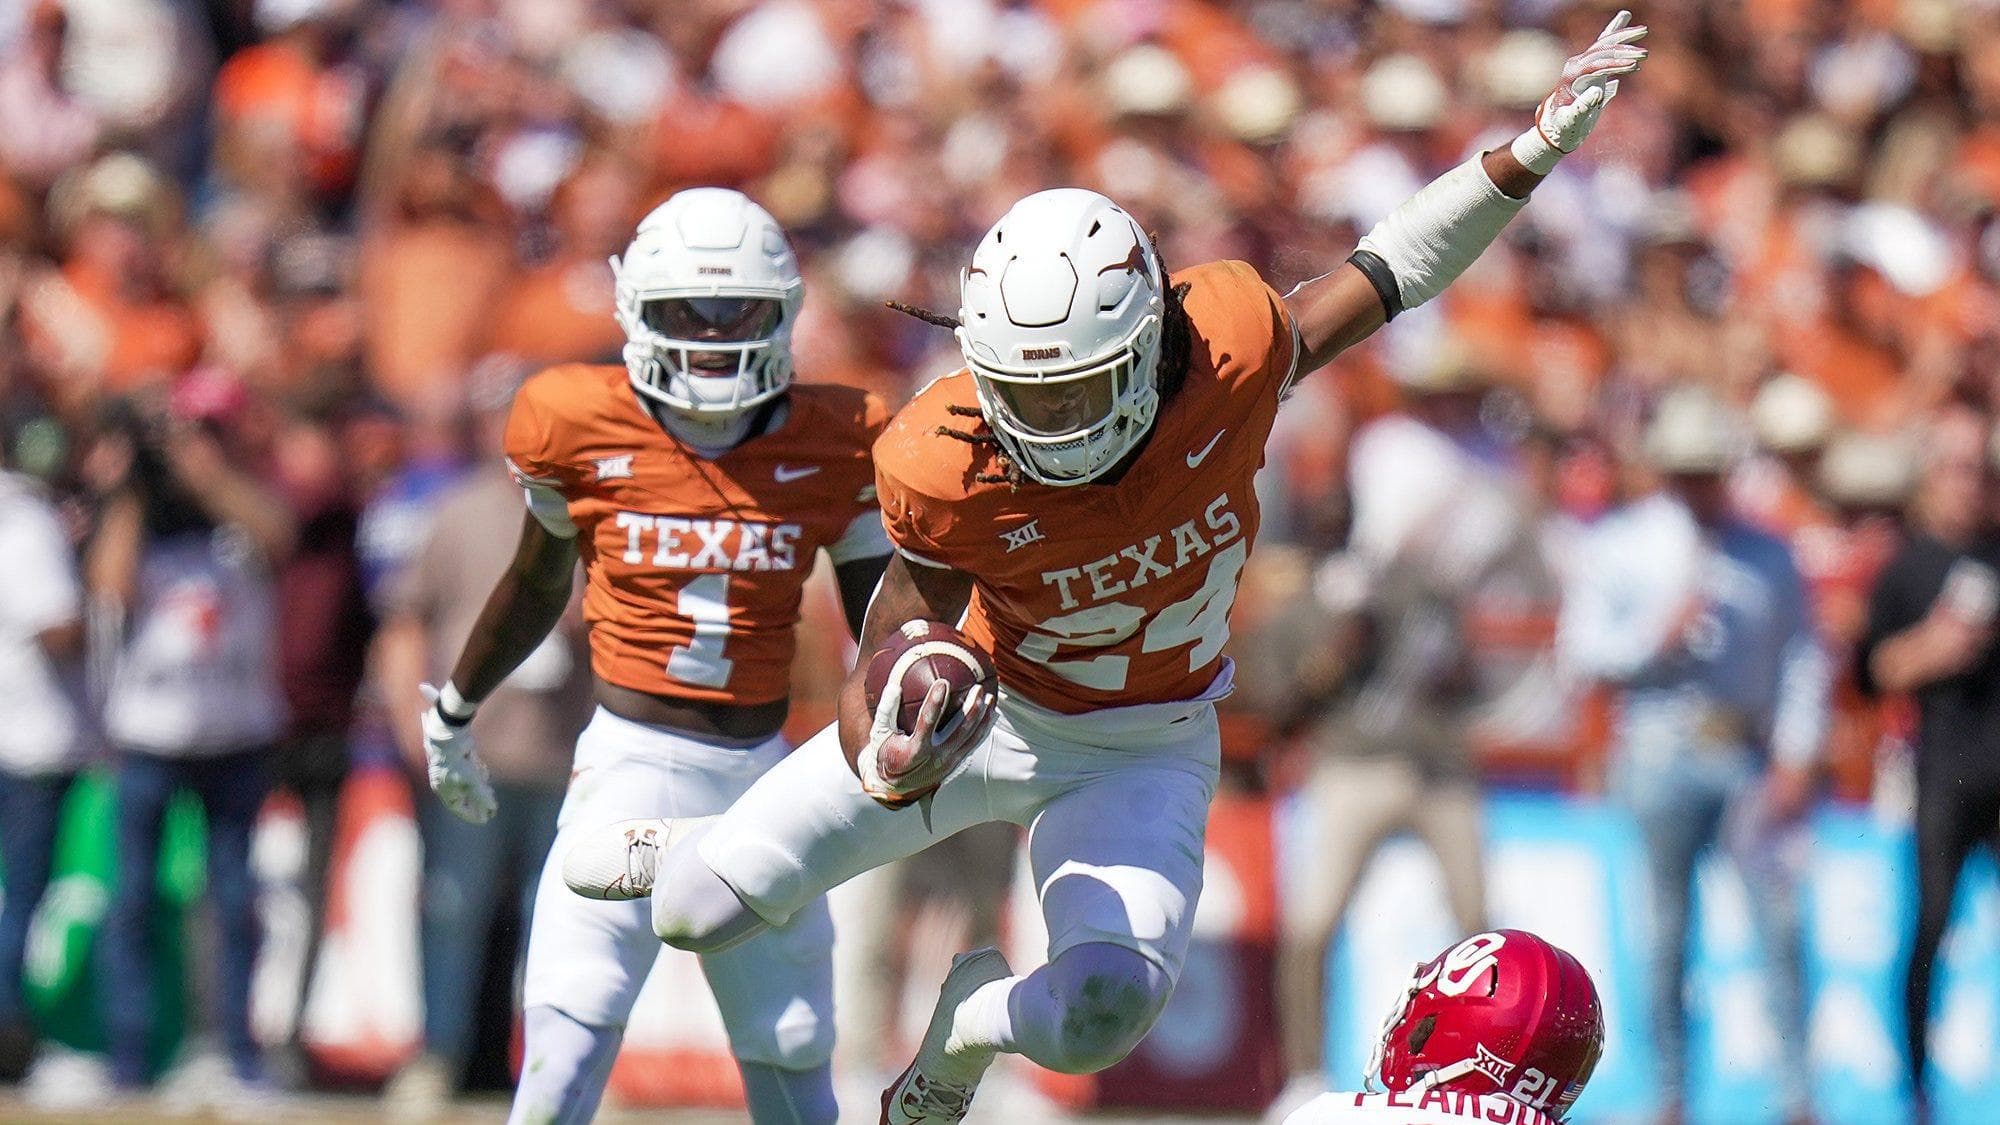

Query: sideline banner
[14,771,203,1077]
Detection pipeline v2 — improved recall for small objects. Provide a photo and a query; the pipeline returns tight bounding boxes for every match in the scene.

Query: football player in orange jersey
[416,188,891,1124]
[564,15,1648,1124]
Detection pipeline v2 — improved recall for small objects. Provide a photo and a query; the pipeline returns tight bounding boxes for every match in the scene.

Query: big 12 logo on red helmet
[1371,930,1605,1120]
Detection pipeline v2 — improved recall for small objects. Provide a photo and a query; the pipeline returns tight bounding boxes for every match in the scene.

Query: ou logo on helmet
[1419,931,1508,998]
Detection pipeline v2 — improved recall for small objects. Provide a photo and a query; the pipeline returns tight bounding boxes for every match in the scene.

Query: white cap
[709,0,842,109]
[1481,30,1564,111]
[255,0,340,33]
[1750,373,1836,454]
[1817,430,1917,509]
[1646,387,1745,474]
[1773,113,1861,189]
[1843,203,1954,297]
[1362,55,1447,132]
[1102,44,1194,118]
[1212,65,1302,143]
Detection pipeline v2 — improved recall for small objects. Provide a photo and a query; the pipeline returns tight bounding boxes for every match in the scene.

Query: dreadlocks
[934,403,1022,486]
[886,248,1195,488]
[884,300,960,331]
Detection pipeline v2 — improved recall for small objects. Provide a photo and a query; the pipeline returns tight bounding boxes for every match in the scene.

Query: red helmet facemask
[1369,930,1605,1121]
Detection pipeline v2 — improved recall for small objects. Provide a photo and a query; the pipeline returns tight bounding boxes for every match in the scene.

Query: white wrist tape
[1353,155,1527,314]
[1510,124,1563,176]
[439,681,479,721]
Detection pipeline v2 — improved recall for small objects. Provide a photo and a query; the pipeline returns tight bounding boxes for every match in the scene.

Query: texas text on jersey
[874,259,1297,714]
[1287,1090,1559,1125]
[505,363,889,704]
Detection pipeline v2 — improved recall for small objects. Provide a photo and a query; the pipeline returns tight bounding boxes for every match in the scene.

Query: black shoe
[0,1020,37,1084]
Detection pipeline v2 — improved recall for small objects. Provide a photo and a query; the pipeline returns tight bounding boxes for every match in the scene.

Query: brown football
[862,619,997,736]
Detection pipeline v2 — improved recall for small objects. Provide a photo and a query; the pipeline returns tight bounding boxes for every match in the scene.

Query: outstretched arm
[1283,11,1648,378]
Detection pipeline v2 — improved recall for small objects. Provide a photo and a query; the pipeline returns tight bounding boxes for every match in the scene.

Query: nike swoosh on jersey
[1186,430,1226,468]
[774,464,821,482]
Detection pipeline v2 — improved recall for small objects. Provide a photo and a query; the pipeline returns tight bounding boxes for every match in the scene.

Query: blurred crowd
[1,0,1999,1119]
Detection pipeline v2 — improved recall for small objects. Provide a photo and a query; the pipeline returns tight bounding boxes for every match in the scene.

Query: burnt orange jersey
[506,365,889,705]
[876,260,1299,714]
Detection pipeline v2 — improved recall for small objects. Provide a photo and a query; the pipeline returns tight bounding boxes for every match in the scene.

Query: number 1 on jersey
[666,572,734,687]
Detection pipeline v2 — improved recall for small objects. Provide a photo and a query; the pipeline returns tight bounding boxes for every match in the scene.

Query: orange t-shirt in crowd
[25,262,201,395]
[484,257,626,366]
[1778,320,1904,428]
[652,96,782,189]
[506,365,889,706]
[875,260,1297,714]
[360,221,515,407]
[212,40,363,196]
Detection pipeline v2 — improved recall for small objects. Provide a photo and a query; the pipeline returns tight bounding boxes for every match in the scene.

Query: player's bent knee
[1036,944,1173,1075]
[650,843,766,953]
[652,904,744,953]
[651,900,728,952]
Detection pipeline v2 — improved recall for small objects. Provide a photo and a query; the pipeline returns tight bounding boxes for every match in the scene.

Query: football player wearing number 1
[418,188,891,1124]
[564,14,1647,1124]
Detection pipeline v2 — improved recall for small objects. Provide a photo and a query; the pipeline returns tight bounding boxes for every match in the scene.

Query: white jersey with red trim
[1286,1090,1560,1125]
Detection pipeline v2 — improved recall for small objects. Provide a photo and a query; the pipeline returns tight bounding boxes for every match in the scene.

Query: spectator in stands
[356,133,514,411]
[482,152,638,366]
[86,376,296,1095]
[1558,389,1827,1125]
[1737,376,1897,800]
[0,1,102,194]
[269,403,373,1077]
[370,359,590,1116]
[1807,429,1919,799]
[1856,405,2000,1119]
[0,426,88,1084]
[210,0,369,208]
[17,154,199,413]
[1258,354,1554,1120]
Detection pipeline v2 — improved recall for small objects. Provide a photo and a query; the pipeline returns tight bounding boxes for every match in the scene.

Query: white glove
[1512,9,1649,174]
[419,682,497,824]
[855,677,997,808]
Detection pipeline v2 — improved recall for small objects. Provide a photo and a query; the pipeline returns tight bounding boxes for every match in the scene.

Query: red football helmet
[1368,929,1604,1120]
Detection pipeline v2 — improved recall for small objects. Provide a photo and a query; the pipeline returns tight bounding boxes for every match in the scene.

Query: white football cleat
[881,946,1013,1124]
[562,817,680,900]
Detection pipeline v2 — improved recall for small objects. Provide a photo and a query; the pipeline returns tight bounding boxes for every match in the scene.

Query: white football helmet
[956,188,1166,487]
[612,188,803,417]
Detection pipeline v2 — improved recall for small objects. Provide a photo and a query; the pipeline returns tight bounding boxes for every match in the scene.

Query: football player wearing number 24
[420,188,893,1125]
[563,12,1647,1125]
